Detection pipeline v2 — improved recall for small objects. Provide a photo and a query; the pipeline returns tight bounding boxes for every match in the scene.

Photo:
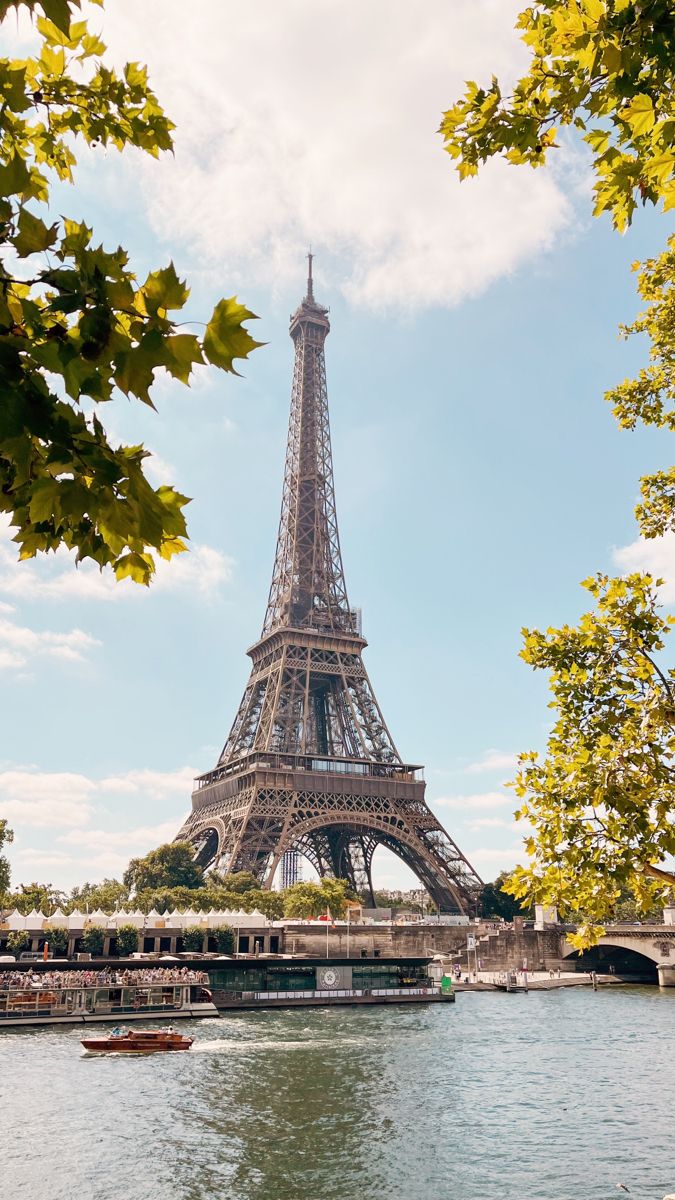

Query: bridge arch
[562,936,663,982]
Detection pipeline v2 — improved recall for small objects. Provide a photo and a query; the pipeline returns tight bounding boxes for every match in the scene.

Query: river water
[1,987,673,1200]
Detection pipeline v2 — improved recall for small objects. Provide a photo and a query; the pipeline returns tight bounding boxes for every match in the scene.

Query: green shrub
[182,925,205,953]
[81,924,106,956]
[6,930,29,954]
[43,926,69,955]
[211,925,235,954]
[116,924,139,956]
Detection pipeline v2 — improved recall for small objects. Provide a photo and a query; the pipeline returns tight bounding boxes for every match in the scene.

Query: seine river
[2,987,673,1200]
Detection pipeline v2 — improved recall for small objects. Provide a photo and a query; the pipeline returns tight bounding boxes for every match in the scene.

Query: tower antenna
[306,247,314,302]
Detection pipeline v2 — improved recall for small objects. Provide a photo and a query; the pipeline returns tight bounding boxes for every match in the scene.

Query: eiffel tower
[176,257,483,911]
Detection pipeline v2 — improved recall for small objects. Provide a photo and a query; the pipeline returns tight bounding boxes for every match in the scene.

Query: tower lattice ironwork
[176,258,483,911]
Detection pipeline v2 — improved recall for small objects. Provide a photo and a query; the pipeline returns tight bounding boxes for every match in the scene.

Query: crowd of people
[0,966,209,991]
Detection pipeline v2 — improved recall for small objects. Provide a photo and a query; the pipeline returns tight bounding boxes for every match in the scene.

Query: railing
[0,983,189,1018]
[196,753,424,789]
[239,987,437,1001]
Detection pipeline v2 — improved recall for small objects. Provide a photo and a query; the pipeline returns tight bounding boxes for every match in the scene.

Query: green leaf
[13,208,58,256]
[623,94,655,137]
[164,334,203,383]
[27,478,60,524]
[0,154,31,198]
[203,296,263,375]
[37,3,79,38]
[40,43,66,75]
[113,551,154,585]
[142,262,189,314]
[114,330,170,404]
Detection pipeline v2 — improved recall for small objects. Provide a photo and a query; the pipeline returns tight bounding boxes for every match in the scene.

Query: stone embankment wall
[282,922,564,969]
[471,926,563,971]
[283,923,469,958]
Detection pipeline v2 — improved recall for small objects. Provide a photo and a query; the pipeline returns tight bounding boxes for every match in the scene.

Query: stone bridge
[561,926,675,984]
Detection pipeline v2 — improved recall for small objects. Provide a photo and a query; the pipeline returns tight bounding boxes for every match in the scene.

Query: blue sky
[1,1,672,892]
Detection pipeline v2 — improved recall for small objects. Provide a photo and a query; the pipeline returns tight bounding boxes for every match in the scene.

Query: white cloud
[0,766,196,830]
[468,845,525,874]
[2,766,197,888]
[0,770,97,828]
[95,0,573,311]
[98,768,197,801]
[467,816,518,830]
[59,818,184,852]
[143,451,176,484]
[151,543,233,598]
[613,533,675,604]
[0,648,24,670]
[464,749,518,775]
[0,616,99,671]
[0,516,233,604]
[13,849,77,869]
[434,790,513,811]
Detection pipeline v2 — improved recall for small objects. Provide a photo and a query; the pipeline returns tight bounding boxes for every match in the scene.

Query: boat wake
[190,1036,367,1054]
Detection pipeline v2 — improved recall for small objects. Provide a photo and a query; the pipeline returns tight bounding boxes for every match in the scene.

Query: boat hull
[0,1001,216,1029]
[81,1031,193,1054]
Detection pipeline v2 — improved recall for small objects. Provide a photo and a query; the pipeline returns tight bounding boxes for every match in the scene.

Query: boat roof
[0,953,432,975]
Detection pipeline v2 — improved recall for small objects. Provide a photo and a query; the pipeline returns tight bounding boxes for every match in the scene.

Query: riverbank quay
[4,904,674,983]
[453,970,635,992]
[5,905,675,983]
[0,954,451,1025]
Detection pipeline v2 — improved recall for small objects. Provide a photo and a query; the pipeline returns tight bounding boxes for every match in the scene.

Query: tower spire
[263,264,347,638]
[306,248,314,303]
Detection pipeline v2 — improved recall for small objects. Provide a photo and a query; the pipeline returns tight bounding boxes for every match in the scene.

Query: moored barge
[203,955,452,1009]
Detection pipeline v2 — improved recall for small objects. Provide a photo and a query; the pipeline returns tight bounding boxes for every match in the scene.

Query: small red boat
[81,1026,193,1054]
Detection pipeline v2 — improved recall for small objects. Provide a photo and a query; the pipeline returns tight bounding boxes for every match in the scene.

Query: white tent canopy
[2,907,271,932]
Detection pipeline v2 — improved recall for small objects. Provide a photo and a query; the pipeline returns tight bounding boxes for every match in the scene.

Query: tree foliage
[68,877,127,912]
[282,878,350,919]
[205,870,259,895]
[440,0,675,542]
[441,1,675,941]
[0,0,261,585]
[510,574,675,942]
[6,928,28,953]
[0,819,12,893]
[123,842,203,893]
[210,924,235,954]
[479,873,530,920]
[440,0,675,230]
[3,879,67,913]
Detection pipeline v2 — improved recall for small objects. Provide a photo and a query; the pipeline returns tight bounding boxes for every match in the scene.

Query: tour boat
[81,1026,193,1054]
[0,971,216,1027]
